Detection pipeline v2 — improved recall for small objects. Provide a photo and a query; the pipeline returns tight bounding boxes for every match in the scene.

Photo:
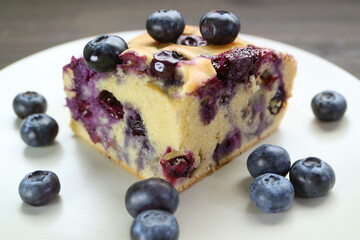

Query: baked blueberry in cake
[62,11,297,191]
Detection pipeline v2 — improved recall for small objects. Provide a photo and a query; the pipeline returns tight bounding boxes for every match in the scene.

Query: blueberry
[83,35,128,72]
[146,9,185,43]
[249,173,294,213]
[176,35,207,46]
[150,50,186,87]
[13,91,47,119]
[97,90,124,120]
[20,113,59,147]
[125,178,179,218]
[161,155,194,179]
[311,90,347,121]
[200,10,240,45]
[290,157,335,198]
[268,87,285,115]
[19,170,61,206]
[247,144,291,178]
[131,210,179,240]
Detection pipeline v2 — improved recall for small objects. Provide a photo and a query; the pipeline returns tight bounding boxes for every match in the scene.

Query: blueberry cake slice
[63,26,296,191]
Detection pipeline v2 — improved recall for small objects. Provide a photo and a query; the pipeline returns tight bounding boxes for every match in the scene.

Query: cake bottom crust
[69,105,286,192]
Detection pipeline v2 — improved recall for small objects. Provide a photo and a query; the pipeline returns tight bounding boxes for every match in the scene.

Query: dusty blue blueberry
[131,209,179,240]
[290,157,335,198]
[83,34,128,72]
[18,170,61,206]
[249,173,294,213]
[200,10,240,45]
[311,90,347,121]
[20,113,59,147]
[247,144,291,178]
[125,178,179,218]
[13,91,47,119]
[146,9,185,43]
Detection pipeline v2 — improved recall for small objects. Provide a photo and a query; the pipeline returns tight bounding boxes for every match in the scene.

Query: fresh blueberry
[311,90,347,121]
[150,50,186,87]
[247,144,291,178]
[176,35,207,46]
[131,209,179,240]
[19,170,61,206]
[249,173,294,213]
[125,178,179,218]
[146,9,185,43]
[13,91,47,119]
[290,157,335,198]
[83,35,128,72]
[20,113,59,147]
[200,10,240,45]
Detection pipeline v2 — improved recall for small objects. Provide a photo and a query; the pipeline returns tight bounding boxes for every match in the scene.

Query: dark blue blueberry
[200,10,240,45]
[125,178,179,218]
[311,90,347,121]
[18,170,61,206]
[131,210,179,240]
[13,91,47,119]
[290,157,335,198]
[268,87,285,115]
[97,90,124,120]
[249,173,294,213]
[212,128,242,164]
[83,35,128,72]
[146,9,185,43]
[150,50,186,87]
[20,113,59,147]
[247,144,291,178]
[176,35,207,46]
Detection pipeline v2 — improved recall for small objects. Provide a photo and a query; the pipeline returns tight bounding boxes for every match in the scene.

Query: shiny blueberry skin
[13,91,47,119]
[146,9,185,43]
[131,210,179,240]
[176,35,207,46]
[20,113,59,147]
[311,90,347,121]
[247,144,291,178]
[125,178,179,218]
[249,173,294,213]
[150,50,186,87]
[200,10,240,45]
[290,157,335,198]
[83,35,128,72]
[19,170,61,206]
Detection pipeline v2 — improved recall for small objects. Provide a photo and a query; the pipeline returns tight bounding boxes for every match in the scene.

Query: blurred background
[0,0,359,78]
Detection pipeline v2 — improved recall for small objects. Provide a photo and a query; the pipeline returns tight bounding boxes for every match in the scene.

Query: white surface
[1,31,360,240]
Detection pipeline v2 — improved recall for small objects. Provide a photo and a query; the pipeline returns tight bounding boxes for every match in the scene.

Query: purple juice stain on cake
[176,35,208,46]
[64,57,111,143]
[160,147,195,183]
[193,46,286,126]
[118,51,148,75]
[212,128,242,164]
[65,57,155,172]
[194,76,237,125]
[124,106,154,171]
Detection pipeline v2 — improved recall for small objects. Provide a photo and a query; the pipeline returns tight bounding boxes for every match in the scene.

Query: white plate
[1,31,360,240]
